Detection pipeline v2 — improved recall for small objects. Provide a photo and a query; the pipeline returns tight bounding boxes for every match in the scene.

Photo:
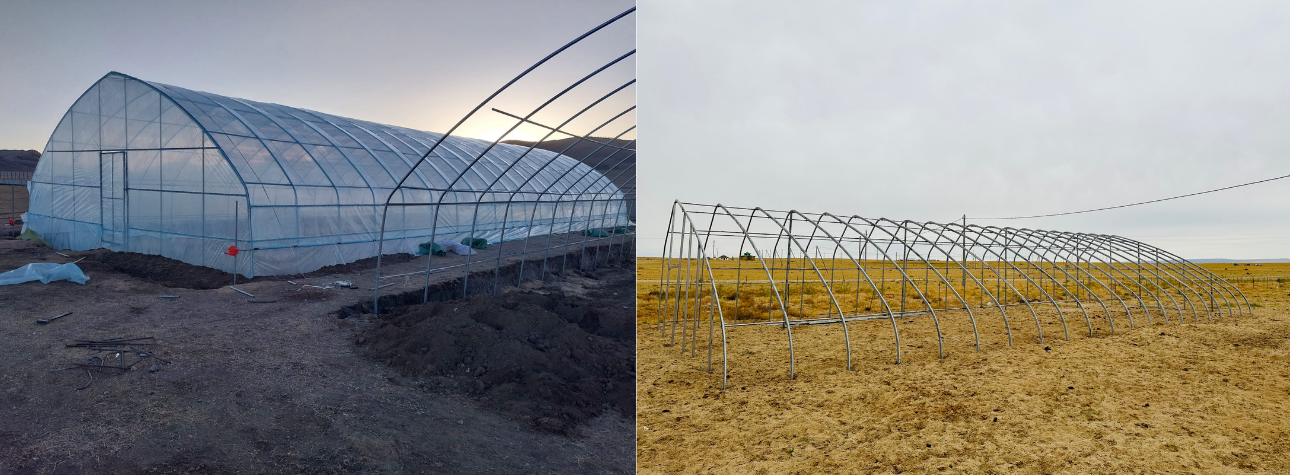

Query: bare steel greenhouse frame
[656,201,1251,388]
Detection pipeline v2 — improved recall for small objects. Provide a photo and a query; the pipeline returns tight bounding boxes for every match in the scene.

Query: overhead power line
[974,172,1290,220]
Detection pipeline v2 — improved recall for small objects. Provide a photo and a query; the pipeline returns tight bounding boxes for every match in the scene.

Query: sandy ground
[0,236,634,474]
[636,258,1290,474]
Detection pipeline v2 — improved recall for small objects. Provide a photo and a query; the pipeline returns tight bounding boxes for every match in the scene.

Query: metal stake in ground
[36,312,72,325]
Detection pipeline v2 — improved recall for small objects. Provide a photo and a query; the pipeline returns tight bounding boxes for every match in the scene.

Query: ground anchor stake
[36,312,72,325]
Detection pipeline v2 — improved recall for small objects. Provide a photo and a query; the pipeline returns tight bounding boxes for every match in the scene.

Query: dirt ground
[354,262,635,435]
[636,257,1290,474]
[0,237,634,474]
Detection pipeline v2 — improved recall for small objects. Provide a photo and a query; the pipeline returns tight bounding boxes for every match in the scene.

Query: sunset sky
[0,0,635,148]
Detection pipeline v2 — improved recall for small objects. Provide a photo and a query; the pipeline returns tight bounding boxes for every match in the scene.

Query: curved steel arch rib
[661,202,1252,388]
[364,8,636,312]
[967,224,1065,343]
[760,210,853,368]
[1004,226,1118,335]
[703,203,797,378]
[914,221,1006,348]
[1138,237,1247,317]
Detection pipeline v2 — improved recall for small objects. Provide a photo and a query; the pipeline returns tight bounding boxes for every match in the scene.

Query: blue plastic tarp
[0,262,90,285]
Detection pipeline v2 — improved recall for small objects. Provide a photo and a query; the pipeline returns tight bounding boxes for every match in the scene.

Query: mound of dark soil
[354,262,635,434]
[285,252,416,279]
[81,250,232,289]
[77,250,419,289]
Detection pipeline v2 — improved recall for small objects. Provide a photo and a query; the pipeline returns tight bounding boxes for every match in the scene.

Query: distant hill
[0,150,40,172]
[502,137,635,192]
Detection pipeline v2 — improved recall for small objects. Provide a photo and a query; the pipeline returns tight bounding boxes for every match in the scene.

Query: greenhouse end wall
[27,72,630,277]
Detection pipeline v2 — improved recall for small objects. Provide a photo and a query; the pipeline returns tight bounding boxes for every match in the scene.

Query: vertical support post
[1068,241,1078,300]
[828,244,838,317]
[680,222,694,352]
[659,204,678,336]
[673,219,690,346]
[943,235,950,309]
[539,201,560,279]
[1152,247,1166,316]
[880,238,887,315]
[1136,242,1143,308]
[994,235,1001,301]
[708,252,716,371]
[900,226,907,316]
[783,232,792,320]
[857,238,865,314]
[763,246,774,321]
[1000,232,1007,302]
[233,201,239,286]
[1210,271,1216,316]
[1108,239,1115,296]
[691,244,701,357]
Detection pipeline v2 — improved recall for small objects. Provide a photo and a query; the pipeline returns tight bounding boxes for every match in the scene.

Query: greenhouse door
[100,151,127,247]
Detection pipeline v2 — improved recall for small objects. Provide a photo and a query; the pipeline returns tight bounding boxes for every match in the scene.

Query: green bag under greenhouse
[417,241,446,257]
[583,228,611,237]
[460,237,489,250]
[612,227,630,234]
[17,229,49,247]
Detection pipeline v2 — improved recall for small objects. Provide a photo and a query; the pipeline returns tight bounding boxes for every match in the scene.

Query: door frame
[99,151,128,248]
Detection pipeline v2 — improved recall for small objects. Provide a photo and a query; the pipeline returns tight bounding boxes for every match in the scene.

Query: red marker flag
[225,246,239,256]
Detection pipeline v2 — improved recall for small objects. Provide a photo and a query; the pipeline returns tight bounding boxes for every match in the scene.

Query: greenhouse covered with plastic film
[27,72,630,277]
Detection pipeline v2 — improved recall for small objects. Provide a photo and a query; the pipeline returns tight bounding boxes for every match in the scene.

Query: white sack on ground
[0,262,90,285]
[435,239,477,256]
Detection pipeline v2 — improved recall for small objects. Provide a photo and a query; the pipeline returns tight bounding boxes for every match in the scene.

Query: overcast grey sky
[638,0,1290,259]
[0,0,634,147]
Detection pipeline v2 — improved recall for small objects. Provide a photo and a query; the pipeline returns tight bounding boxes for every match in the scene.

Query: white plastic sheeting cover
[434,239,478,256]
[0,262,90,285]
[27,72,630,277]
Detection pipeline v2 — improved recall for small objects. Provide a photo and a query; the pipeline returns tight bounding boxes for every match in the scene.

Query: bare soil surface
[0,237,634,474]
[80,250,235,290]
[637,258,1290,474]
[354,261,635,435]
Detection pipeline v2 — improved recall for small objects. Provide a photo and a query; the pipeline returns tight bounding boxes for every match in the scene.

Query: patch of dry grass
[637,258,1290,474]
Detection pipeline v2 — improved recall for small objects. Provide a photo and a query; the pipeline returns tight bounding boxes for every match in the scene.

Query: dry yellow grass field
[636,257,1290,474]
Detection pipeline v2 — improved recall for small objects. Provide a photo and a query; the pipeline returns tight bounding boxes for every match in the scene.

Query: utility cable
[973,172,1290,220]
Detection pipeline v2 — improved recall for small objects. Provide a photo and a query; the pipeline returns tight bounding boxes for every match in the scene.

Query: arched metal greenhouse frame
[656,201,1251,389]
[370,7,637,311]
